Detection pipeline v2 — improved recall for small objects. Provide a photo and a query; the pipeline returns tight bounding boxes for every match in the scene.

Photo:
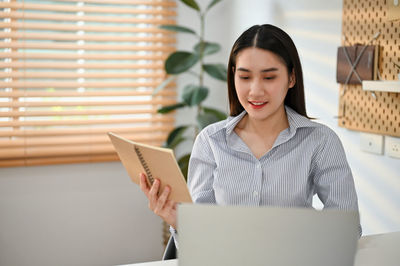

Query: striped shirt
[188,106,360,213]
[171,106,361,245]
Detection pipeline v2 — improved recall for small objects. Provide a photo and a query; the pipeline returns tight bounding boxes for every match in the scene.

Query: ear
[288,71,296,88]
[232,66,235,73]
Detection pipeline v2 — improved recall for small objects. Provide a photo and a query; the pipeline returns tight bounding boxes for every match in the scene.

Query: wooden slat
[0,154,121,167]
[0,124,174,137]
[0,2,177,16]
[41,0,176,8]
[0,116,174,127]
[0,108,163,118]
[0,61,164,69]
[0,32,176,43]
[0,89,176,97]
[0,80,169,88]
[0,132,169,147]
[0,99,176,107]
[0,144,120,158]
[0,52,168,61]
[0,22,174,34]
[0,42,175,51]
[0,11,176,25]
[0,71,167,79]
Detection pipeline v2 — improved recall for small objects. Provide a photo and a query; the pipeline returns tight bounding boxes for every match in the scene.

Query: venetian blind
[0,0,177,167]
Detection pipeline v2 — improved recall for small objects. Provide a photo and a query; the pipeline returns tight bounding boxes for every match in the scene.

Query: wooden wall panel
[339,0,400,137]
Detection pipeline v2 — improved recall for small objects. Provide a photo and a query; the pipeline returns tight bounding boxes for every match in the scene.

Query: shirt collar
[224,105,316,138]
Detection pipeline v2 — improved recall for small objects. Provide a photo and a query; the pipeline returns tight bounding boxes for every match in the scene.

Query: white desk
[121,259,177,266]
[125,232,400,266]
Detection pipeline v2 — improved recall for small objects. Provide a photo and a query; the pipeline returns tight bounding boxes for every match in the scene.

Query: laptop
[178,204,359,266]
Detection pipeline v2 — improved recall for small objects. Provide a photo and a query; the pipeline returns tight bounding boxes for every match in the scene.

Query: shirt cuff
[169,226,179,250]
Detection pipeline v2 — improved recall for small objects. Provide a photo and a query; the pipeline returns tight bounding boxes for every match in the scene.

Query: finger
[148,179,160,208]
[154,186,170,214]
[139,173,150,195]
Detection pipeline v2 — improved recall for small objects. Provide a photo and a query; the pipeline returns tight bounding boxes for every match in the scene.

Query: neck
[243,105,289,137]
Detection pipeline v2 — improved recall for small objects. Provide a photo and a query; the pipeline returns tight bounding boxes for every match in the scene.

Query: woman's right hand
[139,173,177,229]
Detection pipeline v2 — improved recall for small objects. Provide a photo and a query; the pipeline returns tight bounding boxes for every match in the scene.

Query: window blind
[0,0,177,167]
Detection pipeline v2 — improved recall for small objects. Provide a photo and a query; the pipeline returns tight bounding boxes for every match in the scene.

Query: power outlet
[360,133,383,155]
[385,136,400,159]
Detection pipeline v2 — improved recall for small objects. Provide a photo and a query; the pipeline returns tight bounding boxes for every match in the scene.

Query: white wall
[0,162,164,266]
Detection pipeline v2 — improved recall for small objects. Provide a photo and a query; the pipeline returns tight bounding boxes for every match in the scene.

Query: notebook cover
[108,132,192,203]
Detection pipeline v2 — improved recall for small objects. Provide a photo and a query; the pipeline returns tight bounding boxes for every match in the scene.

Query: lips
[248,101,267,109]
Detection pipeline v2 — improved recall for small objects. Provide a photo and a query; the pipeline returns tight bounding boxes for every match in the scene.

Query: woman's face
[234,47,295,122]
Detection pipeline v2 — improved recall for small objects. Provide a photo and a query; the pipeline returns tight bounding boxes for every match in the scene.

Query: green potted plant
[154,0,227,179]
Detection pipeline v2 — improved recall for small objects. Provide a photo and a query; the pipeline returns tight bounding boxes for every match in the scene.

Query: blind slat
[0,99,176,107]
[0,52,168,60]
[0,22,173,34]
[0,32,176,43]
[0,81,171,88]
[0,116,174,127]
[44,0,176,7]
[0,72,167,79]
[0,154,121,167]
[0,133,168,147]
[0,125,174,137]
[0,2,177,16]
[0,11,176,24]
[0,42,175,51]
[1,108,168,117]
[0,90,176,97]
[0,62,165,69]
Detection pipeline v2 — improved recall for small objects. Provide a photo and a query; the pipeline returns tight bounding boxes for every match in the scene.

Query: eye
[239,76,250,80]
[263,76,275,80]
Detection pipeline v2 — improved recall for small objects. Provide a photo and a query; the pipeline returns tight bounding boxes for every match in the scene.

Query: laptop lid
[178,204,359,266]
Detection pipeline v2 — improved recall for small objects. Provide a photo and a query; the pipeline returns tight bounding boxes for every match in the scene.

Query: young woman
[140,24,361,240]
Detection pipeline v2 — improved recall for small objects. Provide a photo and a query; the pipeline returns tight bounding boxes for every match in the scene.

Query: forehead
[235,47,286,69]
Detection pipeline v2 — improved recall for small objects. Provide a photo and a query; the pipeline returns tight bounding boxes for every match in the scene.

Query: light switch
[360,133,383,155]
[388,0,400,20]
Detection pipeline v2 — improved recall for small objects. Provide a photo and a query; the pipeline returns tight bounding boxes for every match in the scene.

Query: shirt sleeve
[310,128,362,235]
[187,130,217,204]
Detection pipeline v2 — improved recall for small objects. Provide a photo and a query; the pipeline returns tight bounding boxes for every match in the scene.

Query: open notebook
[108,132,192,203]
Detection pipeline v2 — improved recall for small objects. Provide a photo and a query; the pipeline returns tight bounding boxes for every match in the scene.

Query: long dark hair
[227,24,309,118]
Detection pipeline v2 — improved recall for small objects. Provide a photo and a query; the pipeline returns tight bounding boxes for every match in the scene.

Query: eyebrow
[236,67,278,73]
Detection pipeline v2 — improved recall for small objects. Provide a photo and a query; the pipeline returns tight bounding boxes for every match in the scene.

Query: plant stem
[195,12,206,138]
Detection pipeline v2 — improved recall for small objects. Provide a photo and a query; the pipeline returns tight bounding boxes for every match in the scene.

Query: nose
[249,79,264,97]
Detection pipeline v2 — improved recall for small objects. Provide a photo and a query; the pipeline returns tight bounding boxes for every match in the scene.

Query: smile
[248,101,267,109]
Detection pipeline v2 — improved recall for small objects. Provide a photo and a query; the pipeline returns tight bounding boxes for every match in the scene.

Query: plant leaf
[152,75,176,96]
[202,106,227,120]
[166,126,189,149]
[206,0,223,11]
[182,85,209,106]
[203,63,227,81]
[165,51,199,74]
[194,41,221,56]
[157,103,186,114]
[159,25,197,35]
[178,153,191,179]
[180,0,200,11]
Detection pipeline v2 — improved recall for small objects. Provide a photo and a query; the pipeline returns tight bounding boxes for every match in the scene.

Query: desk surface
[125,232,400,266]
[121,259,177,266]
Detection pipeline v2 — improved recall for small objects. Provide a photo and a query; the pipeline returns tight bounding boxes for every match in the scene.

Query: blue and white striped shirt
[171,106,361,246]
[188,106,360,212]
